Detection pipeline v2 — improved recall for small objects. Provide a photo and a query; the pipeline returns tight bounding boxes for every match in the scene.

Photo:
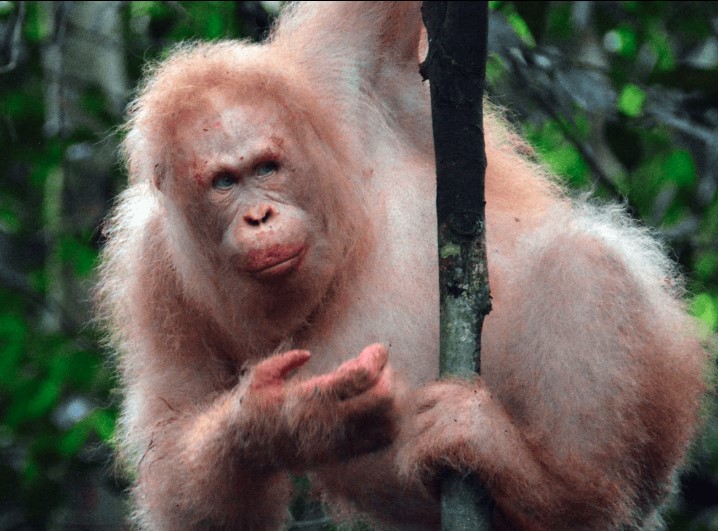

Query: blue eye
[212,172,238,191]
[256,161,278,177]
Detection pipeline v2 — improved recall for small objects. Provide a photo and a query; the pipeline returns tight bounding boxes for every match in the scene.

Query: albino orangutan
[97,2,707,529]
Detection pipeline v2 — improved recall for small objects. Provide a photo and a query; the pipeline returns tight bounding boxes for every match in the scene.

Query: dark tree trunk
[420,2,493,529]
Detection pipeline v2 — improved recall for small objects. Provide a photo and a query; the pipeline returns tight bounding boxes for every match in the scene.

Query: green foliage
[605,26,638,59]
[0,1,267,526]
[691,293,718,338]
[526,119,590,188]
[618,83,645,117]
[489,3,718,528]
[491,2,537,47]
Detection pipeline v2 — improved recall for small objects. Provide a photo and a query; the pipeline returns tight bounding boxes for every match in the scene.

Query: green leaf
[63,350,99,390]
[664,150,696,188]
[618,84,646,117]
[130,0,164,17]
[0,2,14,17]
[90,409,116,443]
[59,420,92,457]
[59,235,99,277]
[24,379,62,420]
[206,11,225,39]
[690,293,718,337]
[486,54,507,86]
[544,144,588,186]
[662,203,690,227]
[545,3,572,40]
[506,11,536,47]
[648,28,676,72]
[695,252,718,282]
[604,27,638,58]
[24,2,52,42]
[527,120,588,187]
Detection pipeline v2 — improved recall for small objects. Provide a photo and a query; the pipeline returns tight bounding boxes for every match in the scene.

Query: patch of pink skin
[251,349,312,391]
[245,243,306,278]
[254,345,388,400]
[301,344,388,394]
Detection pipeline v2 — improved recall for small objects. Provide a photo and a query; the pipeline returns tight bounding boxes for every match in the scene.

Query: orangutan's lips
[247,245,306,279]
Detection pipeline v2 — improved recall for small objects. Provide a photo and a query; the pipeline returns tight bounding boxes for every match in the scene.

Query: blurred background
[0,1,716,529]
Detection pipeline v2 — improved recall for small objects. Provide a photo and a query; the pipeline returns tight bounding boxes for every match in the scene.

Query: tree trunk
[420,2,493,529]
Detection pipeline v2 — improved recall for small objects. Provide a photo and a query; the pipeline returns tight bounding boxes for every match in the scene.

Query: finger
[331,344,389,397]
[337,383,394,420]
[339,343,388,376]
[254,349,311,386]
[302,344,389,399]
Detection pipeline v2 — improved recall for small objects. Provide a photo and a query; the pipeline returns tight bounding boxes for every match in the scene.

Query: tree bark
[420,2,493,529]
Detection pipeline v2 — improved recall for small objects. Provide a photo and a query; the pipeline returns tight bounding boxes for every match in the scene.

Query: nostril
[244,204,275,226]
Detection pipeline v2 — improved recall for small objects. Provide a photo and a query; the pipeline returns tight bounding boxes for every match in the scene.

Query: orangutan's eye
[212,172,238,191]
[256,161,279,178]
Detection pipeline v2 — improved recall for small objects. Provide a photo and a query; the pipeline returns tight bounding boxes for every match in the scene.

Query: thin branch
[0,1,26,74]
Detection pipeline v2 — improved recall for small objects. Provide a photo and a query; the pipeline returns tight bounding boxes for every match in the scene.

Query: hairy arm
[121,343,397,529]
